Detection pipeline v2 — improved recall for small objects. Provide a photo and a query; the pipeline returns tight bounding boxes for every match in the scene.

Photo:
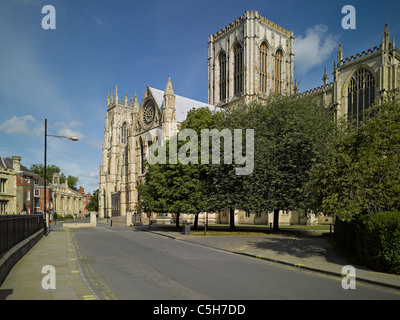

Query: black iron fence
[0,214,45,256]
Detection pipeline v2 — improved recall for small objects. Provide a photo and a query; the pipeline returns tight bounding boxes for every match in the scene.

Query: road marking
[83,295,96,300]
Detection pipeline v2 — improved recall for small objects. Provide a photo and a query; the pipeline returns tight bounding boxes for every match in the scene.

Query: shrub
[335,211,400,274]
[362,211,400,273]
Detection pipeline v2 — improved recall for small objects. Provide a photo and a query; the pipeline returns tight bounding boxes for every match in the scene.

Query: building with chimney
[0,156,50,215]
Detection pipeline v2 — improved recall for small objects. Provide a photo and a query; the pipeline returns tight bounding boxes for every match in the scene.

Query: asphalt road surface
[69,224,400,301]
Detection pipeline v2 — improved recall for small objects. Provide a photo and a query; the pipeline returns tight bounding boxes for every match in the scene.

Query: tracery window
[347,68,375,125]
[121,122,128,144]
[140,138,145,175]
[260,42,268,93]
[233,43,243,95]
[219,52,227,101]
[275,49,283,94]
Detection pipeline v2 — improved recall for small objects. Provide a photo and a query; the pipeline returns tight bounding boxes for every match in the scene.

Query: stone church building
[99,10,400,225]
[99,77,215,220]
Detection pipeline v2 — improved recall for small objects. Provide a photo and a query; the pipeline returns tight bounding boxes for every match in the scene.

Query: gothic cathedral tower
[208,10,294,108]
[99,76,179,219]
[99,86,134,219]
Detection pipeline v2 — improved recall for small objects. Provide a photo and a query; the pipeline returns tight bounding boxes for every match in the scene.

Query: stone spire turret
[337,43,343,66]
[382,23,390,51]
[162,75,176,122]
[322,67,328,87]
[132,90,139,115]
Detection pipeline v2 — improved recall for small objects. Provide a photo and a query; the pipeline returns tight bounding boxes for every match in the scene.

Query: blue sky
[0,0,399,193]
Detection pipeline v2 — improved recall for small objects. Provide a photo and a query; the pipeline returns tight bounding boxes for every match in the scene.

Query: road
[68,223,399,300]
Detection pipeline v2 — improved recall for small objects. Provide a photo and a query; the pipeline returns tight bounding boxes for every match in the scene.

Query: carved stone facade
[99,76,214,219]
[51,173,86,218]
[208,10,294,109]
[300,23,400,124]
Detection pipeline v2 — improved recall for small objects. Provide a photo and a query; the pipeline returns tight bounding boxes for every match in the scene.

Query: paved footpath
[0,223,96,300]
[1,220,400,300]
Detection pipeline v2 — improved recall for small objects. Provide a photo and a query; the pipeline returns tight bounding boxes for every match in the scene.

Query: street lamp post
[44,119,78,234]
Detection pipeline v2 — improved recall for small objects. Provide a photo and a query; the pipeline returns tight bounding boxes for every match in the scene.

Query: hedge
[335,211,400,274]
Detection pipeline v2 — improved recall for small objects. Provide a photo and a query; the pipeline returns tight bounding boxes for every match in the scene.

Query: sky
[0,0,399,194]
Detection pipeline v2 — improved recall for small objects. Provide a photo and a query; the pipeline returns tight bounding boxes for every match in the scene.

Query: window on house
[275,49,283,94]
[0,200,7,214]
[219,52,227,101]
[0,179,6,193]
[260,42,268,93]
[27,190,30,201]
[34,189,40,197]
[348,68,376,125]
[233,43,243,95]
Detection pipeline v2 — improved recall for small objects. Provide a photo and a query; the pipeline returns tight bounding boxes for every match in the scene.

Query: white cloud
[52,121,85,140]
[0,115,38,135]
[0,116,85,141]
[81,171,99,179]
[88,140,103,149]
[294,24,339,75]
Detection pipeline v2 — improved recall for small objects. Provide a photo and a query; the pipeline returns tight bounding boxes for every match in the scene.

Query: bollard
[90,212,97,227]
[110,219,112,227]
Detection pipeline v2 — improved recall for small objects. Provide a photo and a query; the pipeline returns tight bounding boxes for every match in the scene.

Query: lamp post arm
[44,119,78,234]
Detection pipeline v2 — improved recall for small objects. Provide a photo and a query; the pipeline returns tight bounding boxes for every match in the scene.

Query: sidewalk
[140,223,400,291]
[0,223,95,300]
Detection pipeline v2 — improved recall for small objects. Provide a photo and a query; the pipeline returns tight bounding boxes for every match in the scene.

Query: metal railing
[0,214,45,256]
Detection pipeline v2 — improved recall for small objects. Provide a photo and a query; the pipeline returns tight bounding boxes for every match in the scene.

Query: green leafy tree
[307,100,400,221]
[138,107,221,228]
[86,189,99,211]
[212,94,336,231]
[30,163,79,191]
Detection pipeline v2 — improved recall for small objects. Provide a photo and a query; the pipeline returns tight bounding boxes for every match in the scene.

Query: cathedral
[99,10,400,225]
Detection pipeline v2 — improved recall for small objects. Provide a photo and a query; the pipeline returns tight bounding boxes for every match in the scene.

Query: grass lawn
[187,224,331,236]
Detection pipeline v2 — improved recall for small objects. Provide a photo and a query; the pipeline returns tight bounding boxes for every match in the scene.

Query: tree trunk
[229,207,236,230]
[176,212,180,228]
[193,214,198,230]
[273,209,280,232]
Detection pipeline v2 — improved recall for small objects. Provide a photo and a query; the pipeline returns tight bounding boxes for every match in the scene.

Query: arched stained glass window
[233,43,243,95]
[347,68,375,125]
[219,52,227,101]
[140,138,145,175]
[260,42,268,93]
[275,49,283,94]
[121,122,128,144]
